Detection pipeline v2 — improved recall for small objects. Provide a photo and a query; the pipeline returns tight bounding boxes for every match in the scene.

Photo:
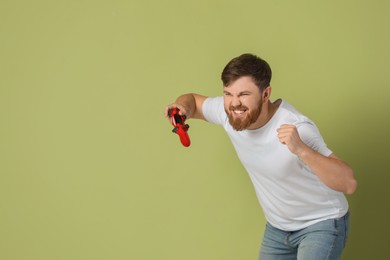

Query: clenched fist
[277,124,307,156]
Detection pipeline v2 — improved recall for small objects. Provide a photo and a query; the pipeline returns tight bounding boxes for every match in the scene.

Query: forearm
[165,93,206,120]
[298,146,357,194]
[174,94,197,118]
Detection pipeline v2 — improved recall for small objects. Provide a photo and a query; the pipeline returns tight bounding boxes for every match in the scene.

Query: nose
[231,96,241,107]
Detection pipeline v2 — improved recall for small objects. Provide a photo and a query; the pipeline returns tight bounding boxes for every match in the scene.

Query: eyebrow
[223,90,252,95]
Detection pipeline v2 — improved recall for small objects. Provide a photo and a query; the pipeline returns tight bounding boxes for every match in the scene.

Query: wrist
[296,144,311,160]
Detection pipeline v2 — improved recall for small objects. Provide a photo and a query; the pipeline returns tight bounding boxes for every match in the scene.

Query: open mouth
[231,107,248,117]
[233,110,246,115]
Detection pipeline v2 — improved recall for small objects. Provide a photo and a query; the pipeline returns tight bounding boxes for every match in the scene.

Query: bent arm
[299,148,358,195]
[277,124,358,194]
[165,93,207,120]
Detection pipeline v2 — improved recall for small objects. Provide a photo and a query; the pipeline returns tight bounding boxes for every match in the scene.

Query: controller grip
[179,131,191,147]
[168,107,191,147]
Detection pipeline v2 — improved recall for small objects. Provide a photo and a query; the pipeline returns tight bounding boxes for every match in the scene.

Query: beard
[225,104,262,131]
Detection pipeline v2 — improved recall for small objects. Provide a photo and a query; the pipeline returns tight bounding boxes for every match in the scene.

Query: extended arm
[165,93,207,120]
[277,124,357,194]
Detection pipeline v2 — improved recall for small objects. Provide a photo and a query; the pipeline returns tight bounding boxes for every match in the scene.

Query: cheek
[242,99,258,110]
[223,97,232,110]
[247,97,262,110]
[223,102,230,114]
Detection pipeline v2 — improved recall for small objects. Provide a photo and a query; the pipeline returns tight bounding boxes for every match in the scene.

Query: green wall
[1,0,389,259]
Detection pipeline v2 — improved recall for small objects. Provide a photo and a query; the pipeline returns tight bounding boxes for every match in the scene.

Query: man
[164,53,357,260]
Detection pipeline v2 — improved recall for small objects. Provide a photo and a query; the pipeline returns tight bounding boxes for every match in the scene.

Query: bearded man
[164,53,357,260]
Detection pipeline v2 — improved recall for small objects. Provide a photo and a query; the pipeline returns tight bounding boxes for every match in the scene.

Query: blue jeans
[259,212,350,260]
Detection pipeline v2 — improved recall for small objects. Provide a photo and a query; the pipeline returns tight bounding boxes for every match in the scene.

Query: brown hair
[221,53,272,92]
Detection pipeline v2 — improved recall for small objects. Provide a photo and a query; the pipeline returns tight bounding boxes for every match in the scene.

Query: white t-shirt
[202,96,349,231]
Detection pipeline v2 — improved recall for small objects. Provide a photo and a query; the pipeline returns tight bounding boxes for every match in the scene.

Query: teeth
[234,110,245,114]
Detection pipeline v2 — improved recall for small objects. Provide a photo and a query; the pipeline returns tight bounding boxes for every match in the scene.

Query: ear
[263,86,272,101]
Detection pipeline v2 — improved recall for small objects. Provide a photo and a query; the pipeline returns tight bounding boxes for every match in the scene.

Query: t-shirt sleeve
[296,121,333,157]
[202,96,227,126]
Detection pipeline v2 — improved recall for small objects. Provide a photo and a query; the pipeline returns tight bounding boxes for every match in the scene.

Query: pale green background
[1,0,389,259]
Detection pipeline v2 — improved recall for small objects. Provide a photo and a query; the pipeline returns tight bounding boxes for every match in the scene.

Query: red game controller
[168,107,191,147]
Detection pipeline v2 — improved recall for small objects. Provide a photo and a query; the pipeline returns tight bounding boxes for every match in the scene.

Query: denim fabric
[259,212,350,260]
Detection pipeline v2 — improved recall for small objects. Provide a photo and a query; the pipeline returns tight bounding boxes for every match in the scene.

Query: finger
[164,103,188,117]
[278,136,287,145]
[164,105,173,117]
[277,125,297,135]
[278,124,295,131]
[176,105,188,116]
[280,124,295,128]
[164,104,178,117]
[277,128,292,135]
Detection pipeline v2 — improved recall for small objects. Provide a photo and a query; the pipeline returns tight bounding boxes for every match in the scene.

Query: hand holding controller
[168,107,191,147]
